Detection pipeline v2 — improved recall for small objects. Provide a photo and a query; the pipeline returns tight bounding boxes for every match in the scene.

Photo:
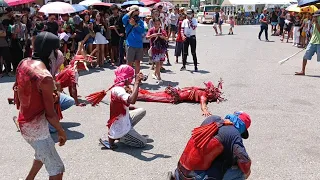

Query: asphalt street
[1,24,320,180]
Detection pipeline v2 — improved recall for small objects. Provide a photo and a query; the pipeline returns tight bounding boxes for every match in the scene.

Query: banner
[244,4,255,12]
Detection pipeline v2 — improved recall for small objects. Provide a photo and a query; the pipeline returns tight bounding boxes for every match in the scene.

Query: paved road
[1,25,320,180]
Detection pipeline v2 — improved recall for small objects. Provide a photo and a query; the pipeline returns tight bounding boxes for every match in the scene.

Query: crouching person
[167,112,252,180]
[103,65,148,149]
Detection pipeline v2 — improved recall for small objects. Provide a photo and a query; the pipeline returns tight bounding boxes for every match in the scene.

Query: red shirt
[16,59,52,124]
[176,21,183,42]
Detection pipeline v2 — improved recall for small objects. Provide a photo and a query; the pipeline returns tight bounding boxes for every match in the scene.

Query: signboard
[244,4,255,12]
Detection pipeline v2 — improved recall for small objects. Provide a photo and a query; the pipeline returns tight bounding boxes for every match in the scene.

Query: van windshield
[204,6,218,12]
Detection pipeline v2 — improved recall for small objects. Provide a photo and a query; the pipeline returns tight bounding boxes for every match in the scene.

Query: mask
[49,50,64,76]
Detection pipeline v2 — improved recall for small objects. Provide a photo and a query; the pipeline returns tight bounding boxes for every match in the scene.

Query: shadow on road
[113,144,172,162]
[51,122,84,142]
[0,76,15,83]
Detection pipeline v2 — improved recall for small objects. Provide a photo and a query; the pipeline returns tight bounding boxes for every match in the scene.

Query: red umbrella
[140,0,160,7]
[92,2,114,7]
[5,0,34,6]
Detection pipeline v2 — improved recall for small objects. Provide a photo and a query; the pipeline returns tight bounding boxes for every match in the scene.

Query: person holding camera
[122,5,145,74]
[11,14,27,74]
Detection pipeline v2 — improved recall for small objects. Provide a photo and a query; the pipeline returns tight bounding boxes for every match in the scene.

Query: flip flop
[99,138,118,150]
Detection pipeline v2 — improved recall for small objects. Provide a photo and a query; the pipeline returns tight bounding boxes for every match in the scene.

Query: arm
[122,14,129,26]
[233,138,251,179]
[134,20,145,34]
[68,83,85,106]
[127,73,144,104]
[40,76,67,146]
[314,17,320,33]
[200,95,211,117]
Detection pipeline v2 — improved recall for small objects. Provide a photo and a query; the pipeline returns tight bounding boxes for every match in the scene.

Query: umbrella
[121,1,145,8]
[40,2,76,14]
[139,7,151,17]
[301,5,318,12]
[298,0,320,7]
[5,0,34,6]
[79,0,101,6]
[286,4,301,12]
[154,2,174,11]
[140,0,160,6]
[72,4,88,12]
[0,0,8,7]
[92,2,113,7]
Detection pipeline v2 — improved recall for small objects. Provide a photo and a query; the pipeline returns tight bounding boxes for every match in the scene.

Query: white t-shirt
[108,86,131,139]
[181,18,198,37]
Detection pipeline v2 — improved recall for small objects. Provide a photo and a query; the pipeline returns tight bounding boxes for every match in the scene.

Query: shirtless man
[14,32,66,179]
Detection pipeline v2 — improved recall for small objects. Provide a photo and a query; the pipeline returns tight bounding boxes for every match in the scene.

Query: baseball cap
[225,111,251,139]
[313,10,320,17]
[128,5,139,16]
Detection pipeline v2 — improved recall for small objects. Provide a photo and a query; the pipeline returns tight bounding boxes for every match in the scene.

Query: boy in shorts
[295,10,320,76]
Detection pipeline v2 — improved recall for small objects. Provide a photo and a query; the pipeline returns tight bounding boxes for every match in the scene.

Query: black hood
[33,32,60,60]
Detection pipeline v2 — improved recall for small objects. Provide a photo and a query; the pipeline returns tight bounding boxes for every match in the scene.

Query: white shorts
[213,23,218,27]
[27,137,65,176]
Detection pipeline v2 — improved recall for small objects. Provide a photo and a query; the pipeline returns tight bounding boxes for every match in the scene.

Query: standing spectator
[219,9,225,35]
[0,23,11,77]
[45,14,59,36]
[143,16,151,62]
[93,13,108,67]
[104,13,112,62]
[293,15,301,47]
[169,8,179,41]
[258,9,269,41]
[146,18,168,83]
[11,14,27,74]
[281,11,293,43]
[228,16,235,35]
[213,8,220,36]
[122,5,144,74]
[279,8,286,36]
[181,9,198,72]
[270,11,278,35]
[118,10,126,65]
[109,4,122,66]
[175,14,185,63]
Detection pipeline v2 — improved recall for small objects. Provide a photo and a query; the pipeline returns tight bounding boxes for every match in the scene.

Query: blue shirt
[122,14,144,48]
[260,14,268,27]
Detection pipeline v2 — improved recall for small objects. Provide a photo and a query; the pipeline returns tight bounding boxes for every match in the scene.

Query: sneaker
[180,66,186,71]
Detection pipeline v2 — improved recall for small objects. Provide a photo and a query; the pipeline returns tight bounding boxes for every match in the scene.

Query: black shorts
[110,36,120,46]
[143,43,150,49]
[170,24,177,32]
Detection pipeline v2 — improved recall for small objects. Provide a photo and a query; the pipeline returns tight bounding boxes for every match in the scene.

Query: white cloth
[181,18,197,37]
[108,87,131,139]
[293,26,300,45]
[20,114,51,142]
[93,32,109,45]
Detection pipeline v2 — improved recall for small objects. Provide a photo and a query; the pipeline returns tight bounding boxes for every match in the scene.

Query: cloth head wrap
[33,32,60,71]
[225,111,251,139]
[114,65,134,86]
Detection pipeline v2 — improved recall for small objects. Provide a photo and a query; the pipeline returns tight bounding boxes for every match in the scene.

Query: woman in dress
[146,18,168,83]
[93,13,108,67]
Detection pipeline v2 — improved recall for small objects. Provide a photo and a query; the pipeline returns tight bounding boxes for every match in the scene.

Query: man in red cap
[167,111,252,180]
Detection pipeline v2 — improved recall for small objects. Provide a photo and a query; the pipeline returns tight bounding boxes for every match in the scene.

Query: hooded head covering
[225,111,251,139]
[114,65,135,86]
[33,32,60,72]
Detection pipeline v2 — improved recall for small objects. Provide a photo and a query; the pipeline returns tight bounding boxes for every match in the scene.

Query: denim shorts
[303,43,320,62]
[28,137,65,176]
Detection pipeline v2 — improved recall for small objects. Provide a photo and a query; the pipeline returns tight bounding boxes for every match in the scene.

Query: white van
[197,5,221,24]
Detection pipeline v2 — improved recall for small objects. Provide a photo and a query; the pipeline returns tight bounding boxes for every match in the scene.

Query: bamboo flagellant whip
[278,48,306,65]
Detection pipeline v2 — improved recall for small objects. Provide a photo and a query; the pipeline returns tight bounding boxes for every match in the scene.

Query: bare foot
[295,72,305,75]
